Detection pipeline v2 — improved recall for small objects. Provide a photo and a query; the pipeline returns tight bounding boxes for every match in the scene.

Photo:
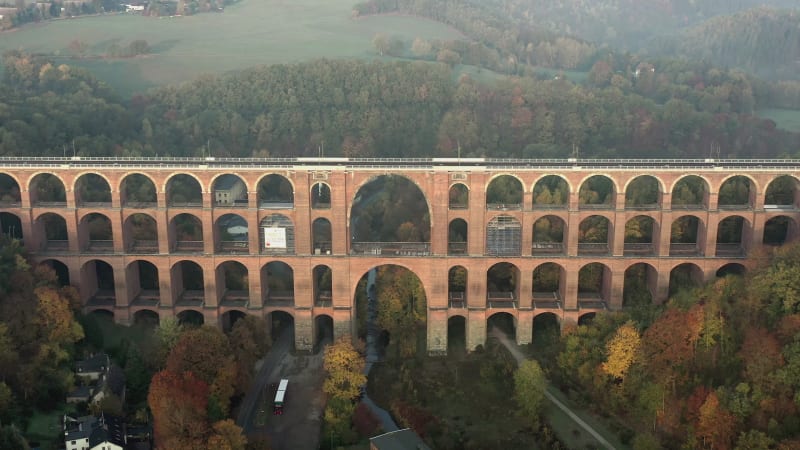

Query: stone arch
[119,172,157,207]
[578,215,612,256]
[532,262,565,305]
[578,262,611,304]
[486,174,524,210]
[716,263,746,278]
[260,214,295,254]
[623,262,658,307]
[311,182,332,209]
[177,309,205,326]
[267,310,295,343]
[80,259,116,303]
[448,265,467,308]
[35,212,68,251]
[79,212,113,253]
[716,215,750,256]
[486,215,521,256]
[312,218,332,254]
[313,265,332,307]
[532,174,570,208]
[670,215,705,256]
[29,172,67,205]
[447,315,466,354]
[578,313,596,326]
[0,172,22,205]
[262,261,295,306]
[126,260,160,305]
[170,213,204,253]
[624,175,662,209]
[532,312,560,346]
[124,213,158,253]
[222,310,247,333]
[166,173,203,207]
[448,218,468,255]
[532,215,566,255]
[171,261,205,305]
[211,174,248,207]
[765,175,799,207]
[74,173,112,206]
[624,215,657,256]
[448,183,469,209]
[217,260,249,305]
[764,215,797,245]
[0,212,22,240]
[671,175,709,209]
[89,309,114,322]
[578,174,616,209]
[487,311,516,341]
[669,263,704,296]
[215,213,249,254]
[257,173,294,208]
[133,309,160,328]
[314,314,334,348]
[38,259,70,286]
[718,175,755,209]
[487,262,519,308]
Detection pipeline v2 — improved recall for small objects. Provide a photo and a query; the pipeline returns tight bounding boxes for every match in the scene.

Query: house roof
[64,415,98,441]
[67,385,93,400]
[88,415,125,448]
[77,353,109,374]
[369,429,430,450]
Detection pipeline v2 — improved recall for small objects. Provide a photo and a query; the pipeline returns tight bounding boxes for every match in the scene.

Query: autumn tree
[514,360,546,426]
[602,321,641,381]
[322,338,366,445]
[148,370,210,449]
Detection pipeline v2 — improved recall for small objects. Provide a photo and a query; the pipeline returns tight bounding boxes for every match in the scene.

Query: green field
[0,0,465,96]
[757,108,800,133]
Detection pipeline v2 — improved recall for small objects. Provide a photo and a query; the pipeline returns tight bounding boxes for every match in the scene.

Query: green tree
[514,359,546,426]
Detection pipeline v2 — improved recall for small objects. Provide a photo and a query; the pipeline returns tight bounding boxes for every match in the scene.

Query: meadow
[0,0,465,96]
[756,108,800,133]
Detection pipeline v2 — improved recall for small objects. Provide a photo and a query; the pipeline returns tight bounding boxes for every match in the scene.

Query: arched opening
[313,265,332,307]
[578,215,611,255]
[669,263,703,296]
[75,174,111,207]
[532,313,560,351]
[222,310,246,333]
[532,215,565,255]
[447,316,466,355]
[448,266,467,308]
[36,213,68,251]
[89,309,115,322]
[262,261,294,306]
[448,219,468,255]
[765,175,798,208]
[532,263,564,306]
[716,216,747,256]
[30,173,66,206]
[259,214,295,255]
[267,311,295,344]
[448,183,469,209]
[486,215,521,256]
[487,262,519,308]
[314,314,334,349]
[0,173,21,206]
[716,263,746,278]
[670,215,702,256]
[133,310,159,328]
[0,212,23,240]
[486,175,523,210]
[672,175,708,209]
[311,183,331,209]
[217,261,249,305]
[719,176,753,209]
[80,213,113,253]
[177,310,205,327]
[578,313,596,326]
[124,213,158,253]
[350,175,431,255]
[166,174,202,207]
[764,216,796,245]
[487,312,516,341]
[171,261,205,306]
[121,174,157,208]
[212,174,248,207]
[38,259,70,286]
[578,262,610,306]
[623,263,657,308]
[625,175,660,209]
[215,214,249,254]
[81,260,115,305]
[578,175,614,209]
[170,213,204,253]
[624,216,656,256]
[127,260,159,305]
[257,174,293,208]
[312,218,332,255]
[533,175,568,208]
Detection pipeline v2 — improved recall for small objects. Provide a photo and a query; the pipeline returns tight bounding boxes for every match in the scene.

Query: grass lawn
[543,385,630,450]
[756,108,800,133]
[0,0,464,96]
[26,404,77,446]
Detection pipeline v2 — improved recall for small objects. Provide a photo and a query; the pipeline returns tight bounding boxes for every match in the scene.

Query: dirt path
[490,328,618,450]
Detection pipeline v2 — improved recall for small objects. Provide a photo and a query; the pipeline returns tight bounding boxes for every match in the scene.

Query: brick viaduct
[0,157,798,353]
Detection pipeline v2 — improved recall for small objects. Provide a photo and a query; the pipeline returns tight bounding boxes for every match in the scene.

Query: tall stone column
[426,309,448,355]
[429,172,450,256]
[516,310,533,346]
[466,309,486,351]
[294,308,313,352]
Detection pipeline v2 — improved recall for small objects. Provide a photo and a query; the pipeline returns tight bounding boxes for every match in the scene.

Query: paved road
[490,328,617,450]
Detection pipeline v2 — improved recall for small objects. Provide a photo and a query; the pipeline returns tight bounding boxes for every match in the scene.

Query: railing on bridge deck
[86,240,114,253]
[532,203,566,210]
[671,204,706,211]
[34,201,67,208]
[764,204,797,211]
[261,247,295,256]
[176,290,204,307]
[313,242,332,255]
[313,202,332,209]
[315,291,332,307]
[350,242,431,256]
[79,202,112,208]
[87,290,116,307]
[715,243,745,257]
[42,240,69,252]
[168,201,203,208]
[670,243,700,256]
[624,243,654,256]
[579,203,613,210]
[129,240,158,254]
[124,201,157,209]
[486,203,522,211]
[533,291,561,309]
[258,201,294,210]
[218,241,249,254]
[449,292,466,309]
[214,200,248,208]
[265,290,294,307]
[532,242,564,255]
[220,290,249,307]
[487,291,516,309]
[448,203,468,210]
[448,242,467,255]
[578,243,610,255]
[131,290,160,307]
[625,203,660,211]
[174,240,204,253]
[577,292,607,310]
[718,204,751,211]
[0,200,21,208]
